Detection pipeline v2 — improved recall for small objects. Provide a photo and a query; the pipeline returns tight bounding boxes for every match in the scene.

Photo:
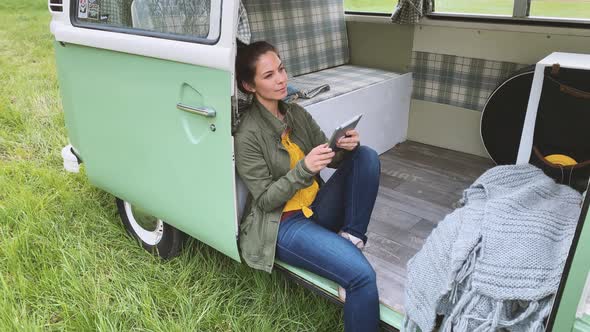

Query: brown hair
[235,41,280,94]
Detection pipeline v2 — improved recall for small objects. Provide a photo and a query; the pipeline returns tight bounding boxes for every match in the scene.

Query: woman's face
[246,51,288,101]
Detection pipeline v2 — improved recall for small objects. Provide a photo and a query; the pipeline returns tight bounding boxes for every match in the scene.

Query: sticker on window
[88,0,99,20]
[78,0,88,19]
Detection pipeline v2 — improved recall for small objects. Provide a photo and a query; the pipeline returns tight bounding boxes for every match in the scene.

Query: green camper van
[49,0,590,330]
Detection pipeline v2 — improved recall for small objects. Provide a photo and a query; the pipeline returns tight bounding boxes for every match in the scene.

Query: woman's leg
[277,215,380,332]
[311,146,381,243]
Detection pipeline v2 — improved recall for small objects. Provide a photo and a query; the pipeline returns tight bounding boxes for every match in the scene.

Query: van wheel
[116,198,184,259]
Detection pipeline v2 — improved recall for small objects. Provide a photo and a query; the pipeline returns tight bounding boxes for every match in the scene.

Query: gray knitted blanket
[403,164,582,332]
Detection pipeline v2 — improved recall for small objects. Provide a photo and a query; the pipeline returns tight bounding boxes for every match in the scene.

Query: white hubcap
[124,201,164,246]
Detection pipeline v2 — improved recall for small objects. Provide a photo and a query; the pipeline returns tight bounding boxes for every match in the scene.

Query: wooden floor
[365,141,495,312]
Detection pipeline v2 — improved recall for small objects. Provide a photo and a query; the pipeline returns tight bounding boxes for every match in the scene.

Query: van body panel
[54,42,240,262]
[575,316,590,332]
[553,193,590,331]
[275,260,405,329]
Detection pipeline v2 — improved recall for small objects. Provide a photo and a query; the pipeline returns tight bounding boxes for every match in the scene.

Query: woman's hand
[304,143,335,174]
[336,130,360,151]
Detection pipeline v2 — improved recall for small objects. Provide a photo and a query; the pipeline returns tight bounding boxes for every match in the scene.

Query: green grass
[345,0,590,19]
[530,0,590,19]
[0,1,344,331]
[3,0,589,330]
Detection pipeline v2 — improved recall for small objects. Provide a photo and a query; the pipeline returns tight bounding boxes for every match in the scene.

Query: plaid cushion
[242,0,349,77]
[289,65,400,107]
[411,51,528,111]
[237,1,251,44]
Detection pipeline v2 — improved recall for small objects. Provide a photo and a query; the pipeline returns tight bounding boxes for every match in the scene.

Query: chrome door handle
[176,103,217,118]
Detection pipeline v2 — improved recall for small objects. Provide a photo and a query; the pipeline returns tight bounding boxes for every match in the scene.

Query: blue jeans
[276,146,381,332]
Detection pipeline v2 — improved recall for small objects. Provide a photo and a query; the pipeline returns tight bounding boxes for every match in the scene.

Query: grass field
[2,0,589,330]
[345,0,590,19]
[0,1,345,330]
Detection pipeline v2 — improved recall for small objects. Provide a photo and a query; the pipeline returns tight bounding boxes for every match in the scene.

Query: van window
[72,0,221,43]
[434,0,590,19]
[434,0,512,16]
[346,0,590,23]
[529,0,590,20]
[344,0,392,13]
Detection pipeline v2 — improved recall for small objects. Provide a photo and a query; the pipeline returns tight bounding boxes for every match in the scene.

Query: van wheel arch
[116,198,185,259]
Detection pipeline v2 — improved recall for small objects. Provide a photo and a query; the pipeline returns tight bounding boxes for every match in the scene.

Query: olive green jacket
[234,98,350,273]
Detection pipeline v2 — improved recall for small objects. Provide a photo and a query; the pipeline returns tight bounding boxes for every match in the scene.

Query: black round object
[481,65,590,192]
[481,65,535,165]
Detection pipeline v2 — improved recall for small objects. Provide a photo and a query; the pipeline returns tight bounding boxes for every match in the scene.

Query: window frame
[429,0,590,28]
[69,0,223,45]
[345,0,590,28]
[426,12,590,29]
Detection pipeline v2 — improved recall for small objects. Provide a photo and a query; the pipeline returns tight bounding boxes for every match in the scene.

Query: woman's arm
[235,133,316,213]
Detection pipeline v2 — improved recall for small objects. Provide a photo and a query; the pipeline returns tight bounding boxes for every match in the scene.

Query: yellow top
[281,131,319,218]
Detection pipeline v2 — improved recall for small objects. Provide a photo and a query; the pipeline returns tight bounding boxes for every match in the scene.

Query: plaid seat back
[242,0,350,77]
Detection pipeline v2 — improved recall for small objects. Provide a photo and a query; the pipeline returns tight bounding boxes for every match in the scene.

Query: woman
[234,41,381,332]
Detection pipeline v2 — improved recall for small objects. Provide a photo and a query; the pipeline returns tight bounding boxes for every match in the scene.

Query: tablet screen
[328,114,363,150]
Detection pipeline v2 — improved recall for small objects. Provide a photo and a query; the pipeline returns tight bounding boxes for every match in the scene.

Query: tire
[116,198,184,259]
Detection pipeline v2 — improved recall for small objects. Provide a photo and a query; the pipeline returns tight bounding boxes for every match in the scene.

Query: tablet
[328,114,363,150]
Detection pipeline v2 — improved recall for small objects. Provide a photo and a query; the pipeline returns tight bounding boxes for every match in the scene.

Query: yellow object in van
[545,154,578,166]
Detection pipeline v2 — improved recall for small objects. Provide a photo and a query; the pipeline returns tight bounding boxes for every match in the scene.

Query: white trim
[124,201,164,246]
[207,0,223,40]
[50,0,239,73]
[51,23,234,71]
[345,14,590,37]
[516,63,547,164]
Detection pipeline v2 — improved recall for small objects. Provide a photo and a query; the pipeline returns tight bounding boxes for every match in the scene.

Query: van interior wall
[346,17,590,158]
[346,21,414,73]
